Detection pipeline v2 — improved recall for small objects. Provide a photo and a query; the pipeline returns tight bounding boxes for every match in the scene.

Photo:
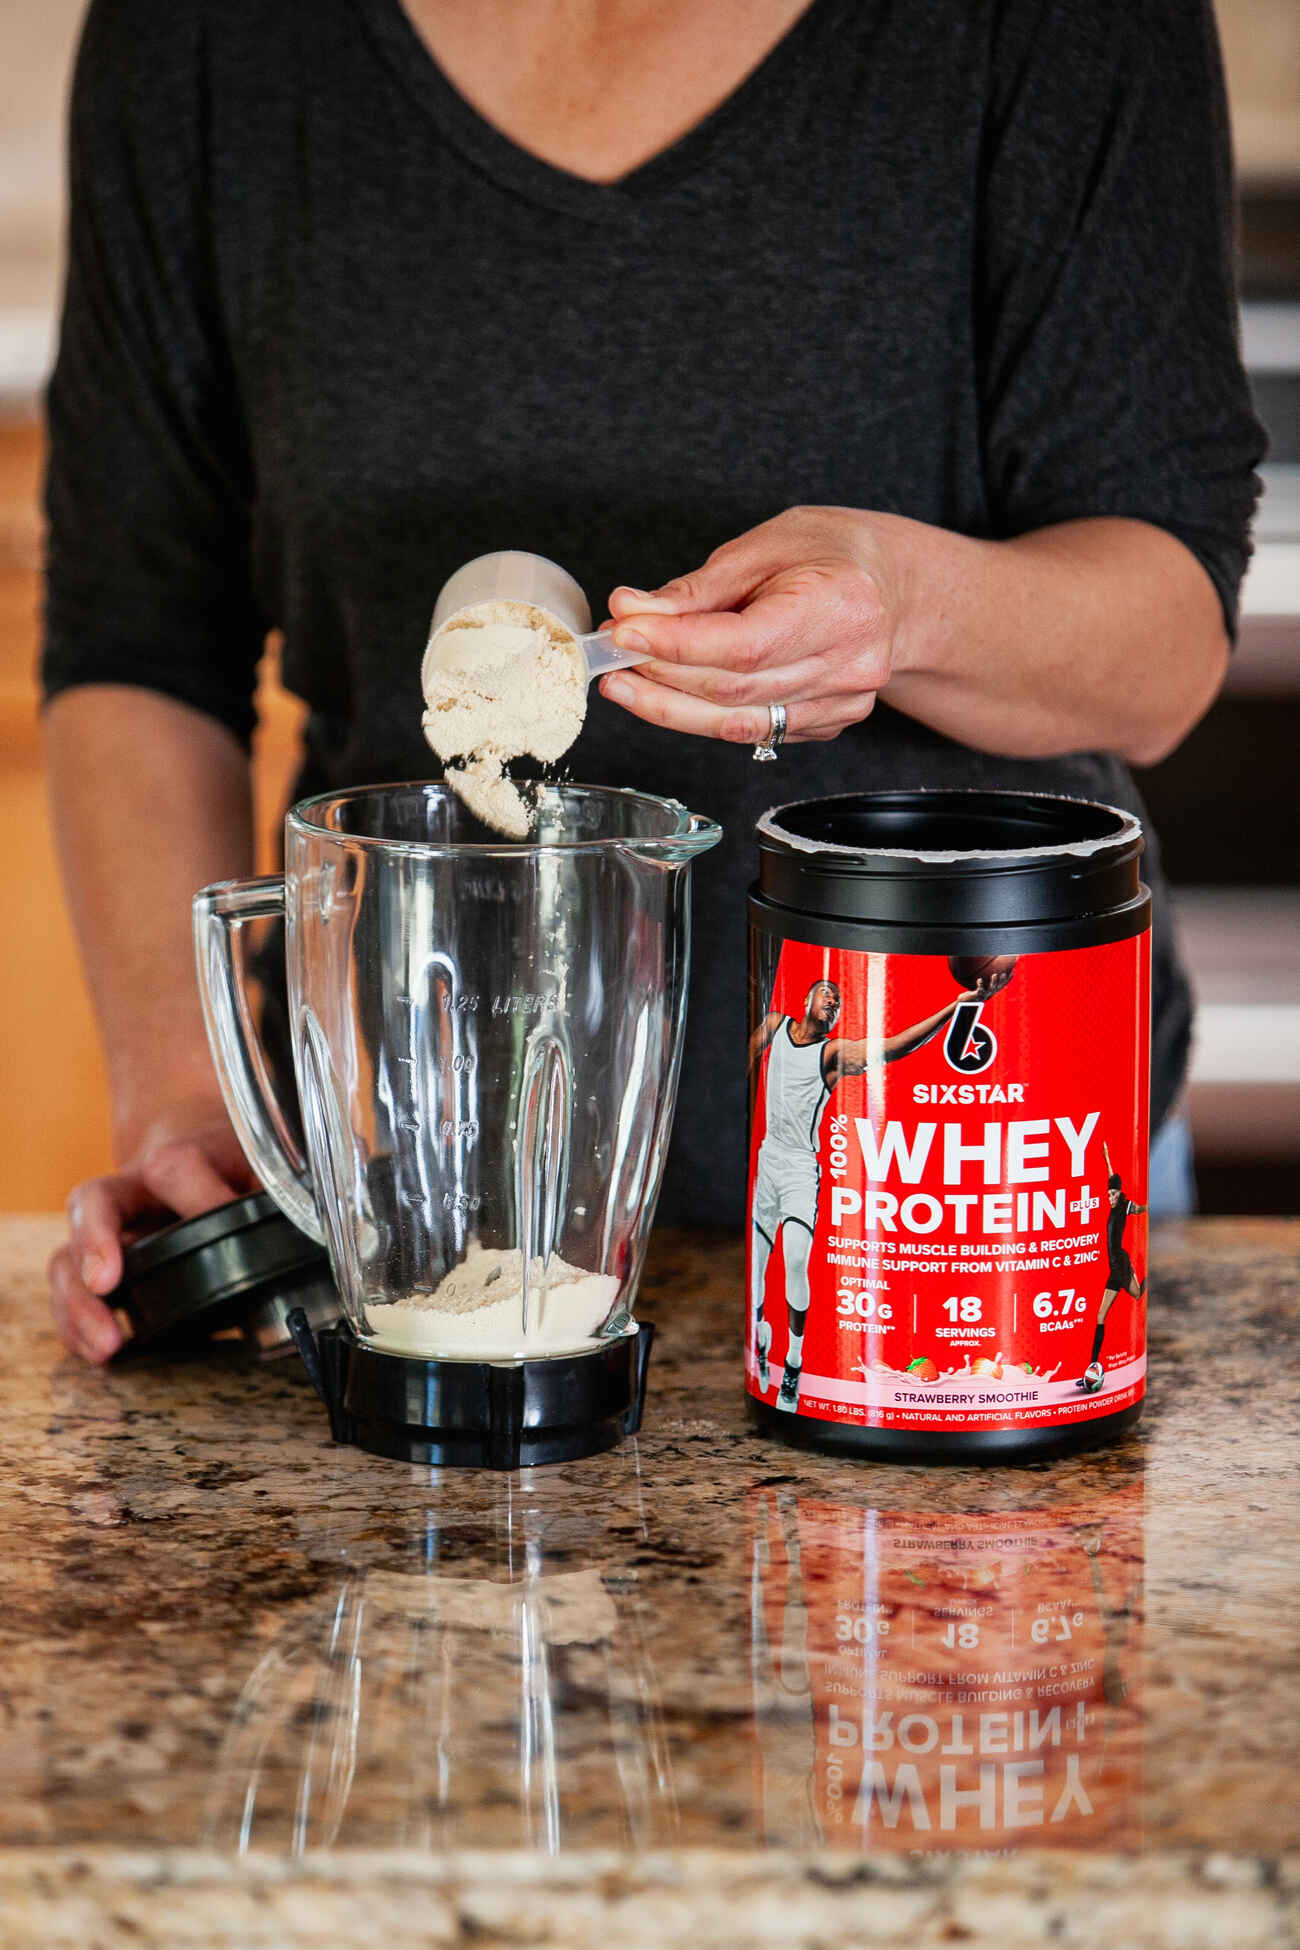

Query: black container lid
[756,790,1146,931]
[110,1191,339,1355]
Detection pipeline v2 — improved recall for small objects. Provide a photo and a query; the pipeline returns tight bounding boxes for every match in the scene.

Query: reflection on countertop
[203,1480,678,1855]
[0,1217,1297,1947]
[202,1483,1142,1862]
[748,1487,1143,1854]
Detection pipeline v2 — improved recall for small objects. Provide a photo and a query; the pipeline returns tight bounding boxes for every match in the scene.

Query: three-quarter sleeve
[41,0,266,745]
[977,0,1266,637]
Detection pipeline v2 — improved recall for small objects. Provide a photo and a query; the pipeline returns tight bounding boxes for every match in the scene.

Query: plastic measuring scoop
[425,549,650,686]
[576,626,650,678]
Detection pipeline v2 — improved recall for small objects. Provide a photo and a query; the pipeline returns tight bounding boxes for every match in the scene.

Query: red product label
[746,933,1150,1432]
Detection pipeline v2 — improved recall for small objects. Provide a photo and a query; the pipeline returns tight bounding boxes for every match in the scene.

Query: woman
[42,0,1262,1360]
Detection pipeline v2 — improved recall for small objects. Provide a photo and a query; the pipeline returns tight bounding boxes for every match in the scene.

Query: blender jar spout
[619,811,722,865]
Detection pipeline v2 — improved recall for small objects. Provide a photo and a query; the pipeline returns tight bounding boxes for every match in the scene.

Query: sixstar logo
[943,999,997,1075]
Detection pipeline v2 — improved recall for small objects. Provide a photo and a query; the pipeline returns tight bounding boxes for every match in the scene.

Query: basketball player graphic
[749,968,1013,1412]
[1077,1140,1147,1393]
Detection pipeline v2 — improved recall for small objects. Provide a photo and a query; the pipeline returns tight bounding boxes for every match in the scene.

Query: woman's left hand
[601,506,912,745]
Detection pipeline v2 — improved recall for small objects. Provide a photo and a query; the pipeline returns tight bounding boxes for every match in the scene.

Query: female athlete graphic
[749,968,1012,1412]
[1076,1140,1147,1393]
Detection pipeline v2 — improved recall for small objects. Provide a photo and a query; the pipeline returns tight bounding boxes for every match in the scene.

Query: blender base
[287,1313,655,1469]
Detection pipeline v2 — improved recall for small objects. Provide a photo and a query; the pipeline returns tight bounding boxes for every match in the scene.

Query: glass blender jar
[194,781,719,1466]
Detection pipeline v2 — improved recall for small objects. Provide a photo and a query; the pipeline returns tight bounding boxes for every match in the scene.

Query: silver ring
[752,701,787,762]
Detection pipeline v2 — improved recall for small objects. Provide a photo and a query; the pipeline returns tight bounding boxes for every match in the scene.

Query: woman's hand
[602,508,1230,767]
[971,967,1015,1000]
[601,506,912,745]
[48,1101,256,1363]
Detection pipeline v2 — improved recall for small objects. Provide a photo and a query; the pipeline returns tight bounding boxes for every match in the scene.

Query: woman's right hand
[49,1103,257,1363]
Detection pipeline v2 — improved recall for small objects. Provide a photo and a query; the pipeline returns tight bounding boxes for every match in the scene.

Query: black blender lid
[111,1191,338,1353]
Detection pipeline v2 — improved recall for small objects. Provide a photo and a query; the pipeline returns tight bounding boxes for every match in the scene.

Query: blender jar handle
[193,875,324,1245]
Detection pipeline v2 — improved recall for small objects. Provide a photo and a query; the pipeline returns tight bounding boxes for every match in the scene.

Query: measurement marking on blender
[491,991,562,1017]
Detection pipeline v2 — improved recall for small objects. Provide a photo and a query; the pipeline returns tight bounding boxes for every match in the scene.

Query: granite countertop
[1,1215,1297,1948]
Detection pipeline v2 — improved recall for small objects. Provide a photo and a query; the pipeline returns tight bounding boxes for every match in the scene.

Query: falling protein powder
[364,1243,620,1359]
[421,600,588,837]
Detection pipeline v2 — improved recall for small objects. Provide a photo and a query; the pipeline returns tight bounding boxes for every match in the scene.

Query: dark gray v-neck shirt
[42,0,1264,1222]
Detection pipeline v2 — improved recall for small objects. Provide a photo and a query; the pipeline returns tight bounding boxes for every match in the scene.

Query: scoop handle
[580,627,650,679]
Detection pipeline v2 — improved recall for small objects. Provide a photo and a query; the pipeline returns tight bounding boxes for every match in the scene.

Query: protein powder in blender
[746,790,1150,1463]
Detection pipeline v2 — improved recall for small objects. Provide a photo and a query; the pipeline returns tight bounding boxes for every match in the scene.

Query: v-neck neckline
[348,0,836,221]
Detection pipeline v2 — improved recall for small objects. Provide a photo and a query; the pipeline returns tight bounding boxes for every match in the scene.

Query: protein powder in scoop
[421,599,588,836]
[746,790,1151,1463]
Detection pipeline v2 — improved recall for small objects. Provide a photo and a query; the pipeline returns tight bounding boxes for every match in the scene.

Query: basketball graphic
[947,953,1018,989]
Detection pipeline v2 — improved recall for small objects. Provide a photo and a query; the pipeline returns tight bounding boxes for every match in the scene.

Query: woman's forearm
[604,507,1231,764]
[42,684,255,1157]
[881,514,1230,769]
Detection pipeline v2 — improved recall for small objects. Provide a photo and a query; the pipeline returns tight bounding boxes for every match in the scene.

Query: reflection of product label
[748,1489,1144,1852]
[746,937,1149,1433]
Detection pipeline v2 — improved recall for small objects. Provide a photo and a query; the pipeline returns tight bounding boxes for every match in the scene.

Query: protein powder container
[747,791,1150,1462]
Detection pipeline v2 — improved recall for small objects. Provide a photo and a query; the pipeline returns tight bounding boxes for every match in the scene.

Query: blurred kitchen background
[1,2,1296,1214]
